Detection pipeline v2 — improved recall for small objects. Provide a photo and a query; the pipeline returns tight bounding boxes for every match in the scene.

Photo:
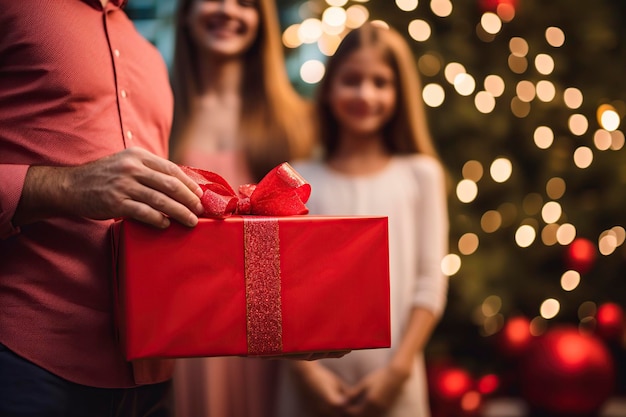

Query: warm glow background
[127,0,626,413]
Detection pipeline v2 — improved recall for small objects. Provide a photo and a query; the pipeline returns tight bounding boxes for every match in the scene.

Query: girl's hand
[343,366,410,417]
[290,361,350,417]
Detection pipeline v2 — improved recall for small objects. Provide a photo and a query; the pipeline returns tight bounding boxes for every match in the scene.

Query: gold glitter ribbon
[243,217,283,355]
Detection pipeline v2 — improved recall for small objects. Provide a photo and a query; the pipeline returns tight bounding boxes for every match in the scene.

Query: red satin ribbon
[180,162,310,355]
[180,162,311,218]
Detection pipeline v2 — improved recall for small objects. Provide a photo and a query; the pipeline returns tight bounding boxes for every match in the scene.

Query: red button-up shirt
[0,0,173,387]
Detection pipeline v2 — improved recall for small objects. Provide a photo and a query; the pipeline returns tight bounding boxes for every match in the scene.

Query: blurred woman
[169,0,315,416]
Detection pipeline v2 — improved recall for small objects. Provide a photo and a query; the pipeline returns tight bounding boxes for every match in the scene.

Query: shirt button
[120,89,127,98]
[126,130,133,140]
[114,49,120,57]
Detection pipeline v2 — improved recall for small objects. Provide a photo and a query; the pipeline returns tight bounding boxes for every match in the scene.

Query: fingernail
[195,201,205,215]
[195,186,203,198]
[187,214,199,227]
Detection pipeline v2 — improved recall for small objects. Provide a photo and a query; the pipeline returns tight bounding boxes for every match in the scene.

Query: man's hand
[14,147,204,228]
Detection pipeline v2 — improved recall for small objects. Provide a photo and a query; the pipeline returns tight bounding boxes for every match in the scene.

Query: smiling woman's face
[187,0,260,58]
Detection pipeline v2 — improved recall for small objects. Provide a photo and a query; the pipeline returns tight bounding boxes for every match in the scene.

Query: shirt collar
[84,0,127,9]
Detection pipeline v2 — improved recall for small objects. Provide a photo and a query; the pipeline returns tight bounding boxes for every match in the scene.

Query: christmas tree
[126,0,626,413]
[276,0,626,414]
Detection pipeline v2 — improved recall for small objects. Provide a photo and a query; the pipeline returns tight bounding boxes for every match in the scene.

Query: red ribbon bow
[180,163,311,218]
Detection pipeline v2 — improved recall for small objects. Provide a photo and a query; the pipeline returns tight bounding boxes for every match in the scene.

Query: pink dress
[173,149,279,417]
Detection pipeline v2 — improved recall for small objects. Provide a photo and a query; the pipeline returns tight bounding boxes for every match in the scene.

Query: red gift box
[112,215,390,360]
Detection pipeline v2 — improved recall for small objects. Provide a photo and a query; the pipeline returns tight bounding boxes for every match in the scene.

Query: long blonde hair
[316,22,438,160]
[170,0,315,180]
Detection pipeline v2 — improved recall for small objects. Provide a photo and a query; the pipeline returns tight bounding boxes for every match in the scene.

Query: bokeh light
[345,5,369,28]
[564,87,583,109]
[481,210,502,233]
[515,224,536,248]
[395,0,418,11]
[423,83,445,107]
[556,223,577,245]
[300,59,325,84]
[546,177,566,199]
[545,26,565,47]
[540,298,560,319]
[535,54,555,75]
[573,146,593,169]
[534,126,554,149]
[481,12,502,35]
[484,74,505,97]
[457,179,478,203]
[536,80,556,102]
[463,160,484,181]
[568,114,589,136]
[431,0,453,17]
[408,19,432,42]
[597,104,621,131]
[459,233,480,255]
[475,91,496,113]
[561,270,581,291]
[442,253,462,276]
[490,157,512,183]
[541,201,562,224]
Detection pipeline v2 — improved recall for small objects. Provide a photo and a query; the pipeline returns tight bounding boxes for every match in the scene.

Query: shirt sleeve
[0,164,29,239]
[411,155,449,318]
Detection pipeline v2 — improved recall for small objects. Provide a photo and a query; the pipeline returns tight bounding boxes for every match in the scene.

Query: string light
[300,59,325,83]
[456,179,478,203]
[561,270,581,291]
[462,160,484,181]
[484,74,505,97]
[441,253,462,276]
[408,19,432,42]
[431,0,453,17]
[481,210,502,233]
[545,26,565,47]
[564,87,583,109]
[568,114,589,136]
[481,12,502,35]
[423,83,445,107]
[475,91,496,113]
[597,104,621,131]
[281,0,624,356]
[515,224,536,248]
[546,177,566,199]
[536,80,556,102]
[490,157,512,183]
[459,233,480,255]
[541,201,562,224]
[573,146,593,169]
[534,126,554,149]
[540,298,560,319]
[395,0,418,12]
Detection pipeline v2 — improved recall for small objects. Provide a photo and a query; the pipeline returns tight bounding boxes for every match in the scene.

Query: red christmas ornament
[479,0,517,13]
[477,373,500,395]
[520,326,615,415]
[596,302,625,342]
[430,366,473,401]
[428,364,477,417]
[499,316,533,357]
[565,237,597,274]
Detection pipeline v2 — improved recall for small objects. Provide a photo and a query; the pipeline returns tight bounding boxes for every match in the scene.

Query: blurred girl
[169,0,314,416]
[277,22,449,417]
